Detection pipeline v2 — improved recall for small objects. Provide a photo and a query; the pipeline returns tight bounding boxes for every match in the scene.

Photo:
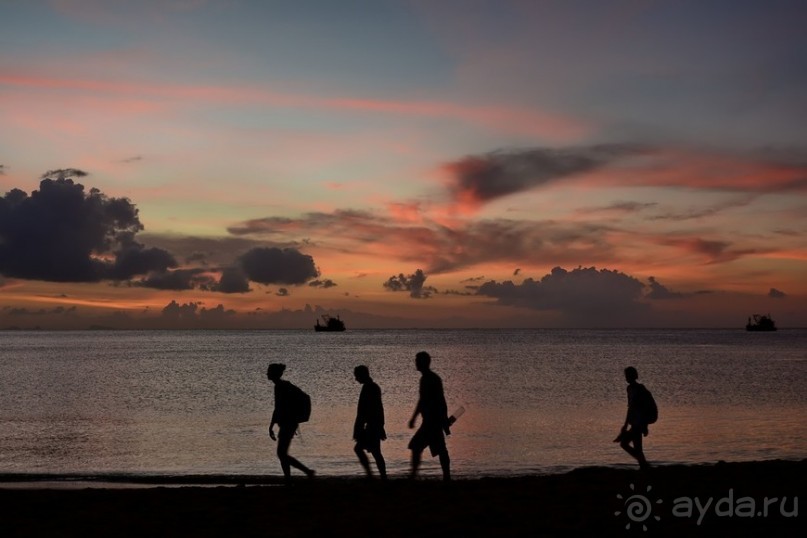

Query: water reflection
[0,329,805,477]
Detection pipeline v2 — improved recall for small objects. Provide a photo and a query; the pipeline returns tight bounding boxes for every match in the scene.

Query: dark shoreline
[0,463,640,488]
[2,459,804,537]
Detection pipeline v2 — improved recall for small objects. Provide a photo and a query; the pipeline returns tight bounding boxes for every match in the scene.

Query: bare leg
[278,428,314,482]
[355,444,372,476]
[277,431,293,481]
[370,448,387,480]
[410,449,422,479]
[620,429,650,470]
[438,450,451,481]
[286,454,314,476]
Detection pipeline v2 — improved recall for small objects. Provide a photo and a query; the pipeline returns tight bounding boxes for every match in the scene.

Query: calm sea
[1,329,805,480]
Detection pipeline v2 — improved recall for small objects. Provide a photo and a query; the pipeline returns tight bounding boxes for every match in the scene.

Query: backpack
[638,384,658,425]
[289,383,311,423]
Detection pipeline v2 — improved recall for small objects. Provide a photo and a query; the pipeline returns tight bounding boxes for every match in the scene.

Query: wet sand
[2,459,804,537]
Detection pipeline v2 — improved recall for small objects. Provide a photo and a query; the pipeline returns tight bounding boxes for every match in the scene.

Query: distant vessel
[315,314,346,332]
[746,314,777,332]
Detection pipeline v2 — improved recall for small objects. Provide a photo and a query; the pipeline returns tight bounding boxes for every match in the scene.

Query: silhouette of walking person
[353,365,387,480]
[407,351,452,481]
[614,366,652,471]
[267,363,315,484]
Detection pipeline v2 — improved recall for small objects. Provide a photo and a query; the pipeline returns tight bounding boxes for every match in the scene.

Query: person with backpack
[614,366,654,471]
[267,363,315,483]
[352,365,387,480]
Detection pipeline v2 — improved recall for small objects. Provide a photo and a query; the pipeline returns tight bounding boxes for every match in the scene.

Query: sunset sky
[1,0,806,329]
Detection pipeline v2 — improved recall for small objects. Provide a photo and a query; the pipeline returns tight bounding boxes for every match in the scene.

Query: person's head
[267,363,286,382]
[415,351,431,372]
[624,366,638,383]
[354,365,370,383]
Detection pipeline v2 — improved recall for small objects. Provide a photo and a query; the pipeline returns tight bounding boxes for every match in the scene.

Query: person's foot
[305,468,316,478]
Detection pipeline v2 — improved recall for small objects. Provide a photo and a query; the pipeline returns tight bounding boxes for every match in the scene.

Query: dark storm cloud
[0,171,176,282]
[444,144,646,206]
[383,269,437,299]
[769,288,787,298]
[107,245,178,280]
[238,247,318,285]
[214,266,251,293]
[135,240,320,292]
[646,276,686,300]
[309,279,337,288]
[477,266,650,324]
[136,266,253,294]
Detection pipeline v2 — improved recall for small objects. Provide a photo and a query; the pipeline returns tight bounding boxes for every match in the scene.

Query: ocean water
[0,329,805,480]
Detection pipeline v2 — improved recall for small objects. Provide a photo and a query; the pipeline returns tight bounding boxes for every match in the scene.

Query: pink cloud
[597,148,807,192]
[0,72,589,140]
[436,144,807,215]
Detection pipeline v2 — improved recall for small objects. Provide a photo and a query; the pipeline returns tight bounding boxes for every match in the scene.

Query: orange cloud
[386,201,424,224]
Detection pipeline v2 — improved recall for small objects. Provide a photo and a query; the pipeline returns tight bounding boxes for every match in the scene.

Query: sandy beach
[2,459,804,537]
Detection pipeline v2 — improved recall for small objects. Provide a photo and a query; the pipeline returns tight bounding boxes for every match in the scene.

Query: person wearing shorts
[407,351,451,481]
[353,365,387,480]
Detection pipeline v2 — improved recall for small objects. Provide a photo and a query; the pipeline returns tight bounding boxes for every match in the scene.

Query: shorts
[408,423,446,457]
[355,427,385,453]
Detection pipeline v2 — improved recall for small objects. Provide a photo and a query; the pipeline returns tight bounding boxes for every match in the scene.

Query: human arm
[269,388,279,441]
[354,385,370,439]
[613,419,628,442]
[613,388,631,442]
[441,399,451,436]
[353,409,365,441]
[408,400,420,429]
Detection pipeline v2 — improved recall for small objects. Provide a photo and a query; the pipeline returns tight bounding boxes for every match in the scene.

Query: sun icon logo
[615,483,663,531]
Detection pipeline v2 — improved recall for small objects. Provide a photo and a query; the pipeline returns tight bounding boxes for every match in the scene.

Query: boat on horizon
[314,314,346,332]
[746,314,777,331]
